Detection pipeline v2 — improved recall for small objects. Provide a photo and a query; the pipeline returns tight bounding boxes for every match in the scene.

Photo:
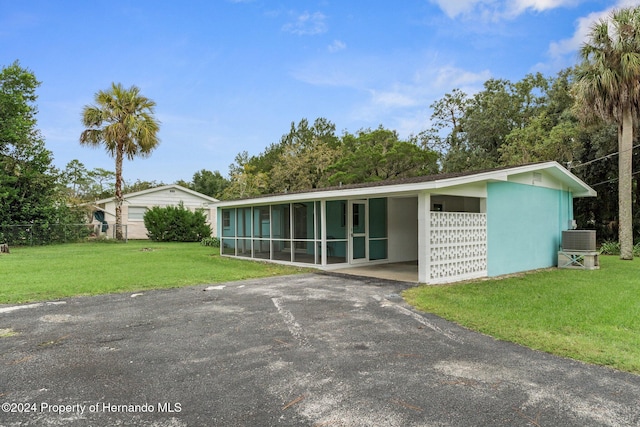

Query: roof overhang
[215,161,596,208]
[84,184,219,206]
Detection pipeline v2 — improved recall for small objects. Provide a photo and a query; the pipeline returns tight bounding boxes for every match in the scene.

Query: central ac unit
[562,230,596,252]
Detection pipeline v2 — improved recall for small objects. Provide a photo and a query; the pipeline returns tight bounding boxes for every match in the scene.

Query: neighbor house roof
[90,184,219,205]
[216,161,596,207]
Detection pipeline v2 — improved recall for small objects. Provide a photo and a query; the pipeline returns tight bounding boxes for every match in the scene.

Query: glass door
[349,200,367,263]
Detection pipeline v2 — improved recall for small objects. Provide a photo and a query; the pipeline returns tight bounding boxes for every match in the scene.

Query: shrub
[599,240,640,256]
[599,240,620,255]
[200,237,220,247]
[144,202,212,242]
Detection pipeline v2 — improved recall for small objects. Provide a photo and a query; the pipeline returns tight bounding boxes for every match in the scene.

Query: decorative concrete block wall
[429,212,487,283]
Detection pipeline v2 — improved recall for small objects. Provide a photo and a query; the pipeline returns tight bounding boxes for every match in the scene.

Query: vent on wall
[562,230,596,252]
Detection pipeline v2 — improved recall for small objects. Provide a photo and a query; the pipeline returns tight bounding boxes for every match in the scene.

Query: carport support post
[418,191,430,283]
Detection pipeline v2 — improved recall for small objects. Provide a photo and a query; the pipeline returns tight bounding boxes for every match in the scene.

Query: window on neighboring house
[128,206,148,221]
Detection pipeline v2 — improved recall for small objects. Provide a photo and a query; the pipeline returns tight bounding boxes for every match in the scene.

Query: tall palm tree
[80,83,160,240]
[573,6,640,260]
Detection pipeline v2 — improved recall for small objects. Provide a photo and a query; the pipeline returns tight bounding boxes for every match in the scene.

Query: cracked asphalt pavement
[1,273,639,426]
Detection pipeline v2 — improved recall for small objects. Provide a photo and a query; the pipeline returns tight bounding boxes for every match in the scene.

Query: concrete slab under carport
[330,260,419,283]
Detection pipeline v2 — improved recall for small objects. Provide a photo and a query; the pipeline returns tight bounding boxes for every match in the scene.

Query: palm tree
[80,83,160,240]
[573,6,640,260]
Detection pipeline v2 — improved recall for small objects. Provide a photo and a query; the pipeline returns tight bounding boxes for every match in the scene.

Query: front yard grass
[0,241,308,304]
[404,256,640,374]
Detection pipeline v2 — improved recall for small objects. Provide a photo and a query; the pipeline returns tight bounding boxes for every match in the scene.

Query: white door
[349,200,367,264]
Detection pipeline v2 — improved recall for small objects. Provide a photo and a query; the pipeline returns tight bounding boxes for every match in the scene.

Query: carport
[332,261,419,283]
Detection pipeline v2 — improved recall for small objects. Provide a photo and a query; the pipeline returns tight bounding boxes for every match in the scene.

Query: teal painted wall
[326,200,346,239]
[487,182,573,276]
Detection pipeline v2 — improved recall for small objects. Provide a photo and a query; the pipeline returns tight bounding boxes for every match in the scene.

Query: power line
[567,142,640,188]
[589,170,640,187]
[567,143,640,170]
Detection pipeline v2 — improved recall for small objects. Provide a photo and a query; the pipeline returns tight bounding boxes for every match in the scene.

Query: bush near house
[200,237,220,247]
[144,202,211,242]
[599,240,640,256]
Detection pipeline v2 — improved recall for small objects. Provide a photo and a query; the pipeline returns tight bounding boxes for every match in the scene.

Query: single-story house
[215,161,596,284]
[88,184,219,239]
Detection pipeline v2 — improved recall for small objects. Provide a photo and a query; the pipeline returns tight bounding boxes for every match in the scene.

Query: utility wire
[567,143,640,170]
[589,170,640,187]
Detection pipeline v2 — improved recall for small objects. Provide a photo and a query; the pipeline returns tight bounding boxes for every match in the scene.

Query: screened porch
[219,198,389,266]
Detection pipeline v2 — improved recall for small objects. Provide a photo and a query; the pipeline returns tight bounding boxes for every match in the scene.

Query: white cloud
[290,65,360,87]
[369,86,420,109]
[290,56,379,87]
[292,50,491,137]
[508,0,579,15]
[547,1,640,66]
[617,0,640,8]
[548,10,604,58]
[430,0,486,19]
[282,11,328,35]
[431,0,582,20]
[368,66,488,111]
[350,62,491,136]
[431,65,492,91]
[328,39,346,53]
[394,109,433,138]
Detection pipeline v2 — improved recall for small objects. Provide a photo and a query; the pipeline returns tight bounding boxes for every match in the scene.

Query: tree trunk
[619,107,633,260]
[115,144,124,241]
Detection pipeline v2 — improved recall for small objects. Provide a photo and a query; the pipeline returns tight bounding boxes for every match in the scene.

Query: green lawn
[404,256,640,374]
[0,241,308,304]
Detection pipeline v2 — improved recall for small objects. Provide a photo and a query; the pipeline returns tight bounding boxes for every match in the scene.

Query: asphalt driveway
[1,273,639,426]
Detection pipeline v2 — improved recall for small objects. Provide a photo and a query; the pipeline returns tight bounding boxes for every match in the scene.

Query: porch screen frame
[220,202,324,265]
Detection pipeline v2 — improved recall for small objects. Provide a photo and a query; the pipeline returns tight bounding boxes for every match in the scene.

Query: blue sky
[2,0,638,185]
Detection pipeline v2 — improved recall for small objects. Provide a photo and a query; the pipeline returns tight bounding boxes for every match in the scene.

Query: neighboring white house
[87,185,219,239]
[215,161,596,284]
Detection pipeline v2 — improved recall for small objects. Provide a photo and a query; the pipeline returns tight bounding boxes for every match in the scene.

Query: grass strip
[404,256,640,374]
[0,241,308,304]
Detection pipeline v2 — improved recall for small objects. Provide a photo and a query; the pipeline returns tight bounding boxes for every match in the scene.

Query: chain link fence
[0,224,128,246]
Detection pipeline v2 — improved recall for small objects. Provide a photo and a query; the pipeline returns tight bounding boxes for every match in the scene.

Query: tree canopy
[0,63,64,226]
[216,118,440,200]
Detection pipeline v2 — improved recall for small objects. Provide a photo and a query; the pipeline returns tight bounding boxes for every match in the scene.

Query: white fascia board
[92,184,219,205]
[169,186,220,202]
[215,179,484,208]
[215,186,421,208]
[472,161,595,198]
[509,161,596,197]
[214,161,595,208]
[124,184,219,203]
[544,164,596,197]
[430,183,487,198]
